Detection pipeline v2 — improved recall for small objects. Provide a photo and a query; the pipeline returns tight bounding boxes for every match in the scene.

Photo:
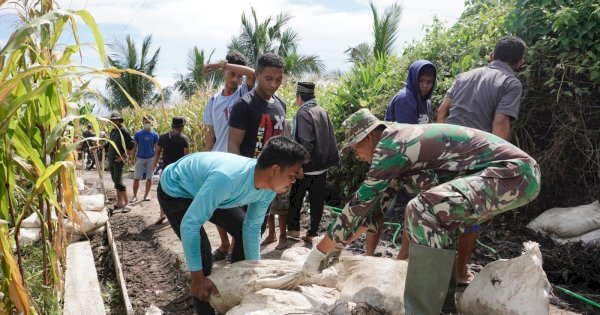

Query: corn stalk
[0,1,154,313]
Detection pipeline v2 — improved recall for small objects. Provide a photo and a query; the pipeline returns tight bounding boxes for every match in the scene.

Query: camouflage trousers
[406,160,541,249]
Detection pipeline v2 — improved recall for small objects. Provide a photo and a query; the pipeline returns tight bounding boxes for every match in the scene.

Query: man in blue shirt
[131,116,159,203]
[157,136,308,315]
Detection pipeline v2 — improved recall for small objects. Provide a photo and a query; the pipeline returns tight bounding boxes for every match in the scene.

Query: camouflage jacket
[328,123,537,241]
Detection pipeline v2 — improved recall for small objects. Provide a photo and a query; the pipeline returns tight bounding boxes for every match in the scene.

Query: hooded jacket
[384,60,437,124]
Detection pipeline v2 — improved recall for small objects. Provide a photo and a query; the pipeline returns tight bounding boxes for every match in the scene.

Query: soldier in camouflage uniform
[302,108,540,315]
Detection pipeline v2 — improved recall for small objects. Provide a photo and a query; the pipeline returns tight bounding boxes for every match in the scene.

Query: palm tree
[346,1,402,64]
[105,34,161,109]
[173,46,221,99]
[228,7,325,76]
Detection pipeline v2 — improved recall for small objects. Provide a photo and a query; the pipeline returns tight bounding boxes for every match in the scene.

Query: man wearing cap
[302,108,541,315]
[152,116,190,224]
[287,82,339,244]
[106,112,134,212]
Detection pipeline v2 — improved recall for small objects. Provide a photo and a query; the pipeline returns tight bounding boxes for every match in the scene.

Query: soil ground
[80,168,589,314]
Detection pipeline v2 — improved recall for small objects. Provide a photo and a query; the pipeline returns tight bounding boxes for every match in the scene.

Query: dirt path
[80,169,581,315]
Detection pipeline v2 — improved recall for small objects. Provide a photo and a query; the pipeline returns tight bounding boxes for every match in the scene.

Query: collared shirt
[445,60,522,132]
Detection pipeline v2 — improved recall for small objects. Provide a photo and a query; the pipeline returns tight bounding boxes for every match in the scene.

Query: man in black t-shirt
[228,53,287,158]
[152,116,190,224]
[228,53,288,240]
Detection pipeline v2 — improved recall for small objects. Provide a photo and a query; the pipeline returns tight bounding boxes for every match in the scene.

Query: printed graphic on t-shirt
[254,113,285,157]
[418,114,430,124]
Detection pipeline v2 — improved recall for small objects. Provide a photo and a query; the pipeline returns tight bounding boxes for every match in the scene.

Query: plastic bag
[208,260,303,314]
[225,288,328,315]
[552,228,600,247]
[78,194,105,212]
[527,200,600,238]
[337,255,407,315]
[459,241,551,315]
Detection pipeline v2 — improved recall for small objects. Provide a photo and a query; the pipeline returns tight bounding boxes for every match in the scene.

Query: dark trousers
[109,162,126,192]
[288,173,327,236]
[157,185,246,315]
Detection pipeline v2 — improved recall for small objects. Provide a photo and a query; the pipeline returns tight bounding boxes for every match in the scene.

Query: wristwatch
[219,60,228,69]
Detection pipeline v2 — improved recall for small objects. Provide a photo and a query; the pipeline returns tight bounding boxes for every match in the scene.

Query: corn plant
[0,1,157,313]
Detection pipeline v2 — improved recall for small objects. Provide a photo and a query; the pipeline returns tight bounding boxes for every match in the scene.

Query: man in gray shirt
[437,35,526,285]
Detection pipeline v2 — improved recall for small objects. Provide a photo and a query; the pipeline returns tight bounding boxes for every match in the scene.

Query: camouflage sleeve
[326,139,409,244]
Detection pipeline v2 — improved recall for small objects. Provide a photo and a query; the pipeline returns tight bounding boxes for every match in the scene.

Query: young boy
[367,60,437,258]
[384,60,437,124]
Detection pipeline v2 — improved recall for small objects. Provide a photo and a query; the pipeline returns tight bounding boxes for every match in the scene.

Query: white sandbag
[21,213,41,228]
[527,200,600,238]
[298,284,340,311]
[552,228,600,246]
[78,194,105,212]
[226,288,327,315]
[337,256,407,315]
[18,228,41,246]
[208,260,304,314]
[76,177,85,191]
[65,209,109,235]
[459,241,551,315]
[281,247,342,288]
[21,208,58,228]
[281,247,310,263]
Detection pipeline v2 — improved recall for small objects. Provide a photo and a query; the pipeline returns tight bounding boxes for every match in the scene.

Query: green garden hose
[554,285,600,310]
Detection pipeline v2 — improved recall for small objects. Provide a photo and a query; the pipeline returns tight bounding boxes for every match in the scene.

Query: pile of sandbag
[459,241,551,315]
[18,206,58,246]
[527,200,600,246]
[208,247,406,315]
[64,194,108,240]
[211,241,554,315]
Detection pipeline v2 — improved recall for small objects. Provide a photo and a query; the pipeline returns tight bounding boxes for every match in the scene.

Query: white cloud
[54,0,465,87]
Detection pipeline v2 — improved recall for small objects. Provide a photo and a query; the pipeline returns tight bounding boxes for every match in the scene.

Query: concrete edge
[63,241,105,315]
[106,221,135,315]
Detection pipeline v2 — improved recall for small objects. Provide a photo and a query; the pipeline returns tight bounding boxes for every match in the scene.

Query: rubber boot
[404,244,456,315]
[441,260,458,314]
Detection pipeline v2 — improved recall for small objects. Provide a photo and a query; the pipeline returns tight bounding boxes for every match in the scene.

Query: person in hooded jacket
[384,60,437,124]
[366,60,437,259]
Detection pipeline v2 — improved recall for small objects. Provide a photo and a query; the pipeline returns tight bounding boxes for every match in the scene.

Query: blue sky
[1,0,466,90]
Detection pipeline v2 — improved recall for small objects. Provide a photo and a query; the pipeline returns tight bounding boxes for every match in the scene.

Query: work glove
[303,246,327,277]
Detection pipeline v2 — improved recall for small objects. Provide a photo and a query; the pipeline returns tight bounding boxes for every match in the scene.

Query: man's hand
[303,246,327,277]
[190,271,220,301]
